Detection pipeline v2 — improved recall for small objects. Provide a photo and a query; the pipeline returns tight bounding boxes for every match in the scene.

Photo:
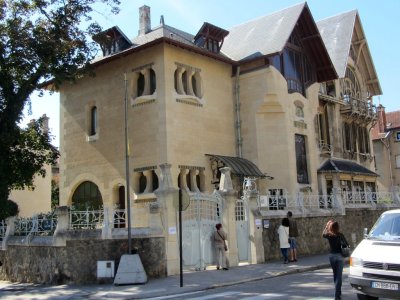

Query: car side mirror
[363,227,368,238]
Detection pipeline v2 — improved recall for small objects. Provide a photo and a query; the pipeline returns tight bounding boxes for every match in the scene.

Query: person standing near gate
[287,211,299,262]
[213,223,229,270]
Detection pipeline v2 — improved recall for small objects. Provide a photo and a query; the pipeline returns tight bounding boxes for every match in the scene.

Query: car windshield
[368,212,400,241]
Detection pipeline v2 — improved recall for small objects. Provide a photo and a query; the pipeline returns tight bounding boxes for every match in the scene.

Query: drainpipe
[234,67,242,158]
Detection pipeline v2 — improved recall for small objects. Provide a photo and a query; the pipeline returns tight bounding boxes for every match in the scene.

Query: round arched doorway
[72,181,103,210]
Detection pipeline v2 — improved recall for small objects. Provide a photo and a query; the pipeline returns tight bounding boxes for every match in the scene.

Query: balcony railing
[340,96,377,120]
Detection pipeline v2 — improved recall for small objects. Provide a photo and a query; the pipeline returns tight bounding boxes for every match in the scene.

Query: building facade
[372,108,400,192]
[58,3,384,275]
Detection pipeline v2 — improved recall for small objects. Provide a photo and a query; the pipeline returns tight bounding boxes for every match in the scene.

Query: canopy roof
[318,158,377,176]
[206,154,267,178]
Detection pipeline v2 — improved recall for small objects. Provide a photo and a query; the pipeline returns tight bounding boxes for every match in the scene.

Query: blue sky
[21,0,400,147]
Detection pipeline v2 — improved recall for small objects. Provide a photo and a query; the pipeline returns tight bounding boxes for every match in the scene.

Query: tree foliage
[0,0,120,219]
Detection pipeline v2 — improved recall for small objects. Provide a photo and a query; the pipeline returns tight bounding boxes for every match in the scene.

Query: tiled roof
[386,111,400,130]
[317,10,356,78]
[318,158,377,176]
[221,3,305,61]
[317,10,381,95]
[132,24,195,47]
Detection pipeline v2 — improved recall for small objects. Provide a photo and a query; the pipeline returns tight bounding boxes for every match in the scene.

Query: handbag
[340,234,351,257]
[217,231,228,251]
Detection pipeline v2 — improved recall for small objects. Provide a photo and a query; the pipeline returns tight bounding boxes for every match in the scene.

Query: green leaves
[0,0,120,219]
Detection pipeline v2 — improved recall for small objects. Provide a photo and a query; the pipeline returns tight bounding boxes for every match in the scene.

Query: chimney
[139,5,151,35]
[377,105,387,133]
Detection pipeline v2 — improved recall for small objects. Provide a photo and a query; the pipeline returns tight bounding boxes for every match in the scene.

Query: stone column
[219,167,239,267]
[142,68,151,96]
[175,66,185,95]
[155,163,180,275]
[101,206,113,239]
[53,206,69,246]
[247,193,265,264]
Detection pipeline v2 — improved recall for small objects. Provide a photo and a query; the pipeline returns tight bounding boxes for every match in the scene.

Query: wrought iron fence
[343,192,397,207]
[14,212,57,236]
[113,209,126,228]
[259,193,336,212]
[0,219,6,241]
[69,208,104,230]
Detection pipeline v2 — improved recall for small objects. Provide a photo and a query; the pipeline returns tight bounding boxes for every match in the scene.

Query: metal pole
[179,189,183,287]
[124,73,132,254]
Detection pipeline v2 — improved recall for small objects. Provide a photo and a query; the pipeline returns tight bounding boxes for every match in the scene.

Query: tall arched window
[340,67,361,102]
[72,181,103,210]
[90,106,97,136]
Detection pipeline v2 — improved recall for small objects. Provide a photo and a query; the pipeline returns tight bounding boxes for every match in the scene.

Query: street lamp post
[124,73,132,254]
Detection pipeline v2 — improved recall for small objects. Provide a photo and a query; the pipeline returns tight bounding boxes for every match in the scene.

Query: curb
[134,262,332,299]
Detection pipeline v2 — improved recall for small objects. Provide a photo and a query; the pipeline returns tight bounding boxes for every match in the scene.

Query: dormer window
[194,22,229,54]
[93,26,132,57]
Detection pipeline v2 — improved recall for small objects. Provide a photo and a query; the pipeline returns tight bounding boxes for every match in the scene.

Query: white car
[349,209,400,300]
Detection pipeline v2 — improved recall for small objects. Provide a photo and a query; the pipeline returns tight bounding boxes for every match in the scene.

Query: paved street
[0,253,393,300]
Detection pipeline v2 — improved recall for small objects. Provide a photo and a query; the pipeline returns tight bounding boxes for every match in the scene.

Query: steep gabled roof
[317,10,382,95]
[221,3,305,61]
[221,2,336,82]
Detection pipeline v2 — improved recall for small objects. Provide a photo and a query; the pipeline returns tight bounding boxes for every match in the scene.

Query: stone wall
[0,237,165,284]
[262,209,385,261]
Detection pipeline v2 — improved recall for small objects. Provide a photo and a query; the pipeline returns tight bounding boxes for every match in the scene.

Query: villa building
[57,3,384,275]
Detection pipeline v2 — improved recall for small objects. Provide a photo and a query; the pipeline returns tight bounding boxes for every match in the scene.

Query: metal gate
[181,191,223,270]
[235,198,249,262]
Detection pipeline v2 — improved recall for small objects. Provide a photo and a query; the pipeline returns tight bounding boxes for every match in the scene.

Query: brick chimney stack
[139,5,151,35]
[377,104,387,133]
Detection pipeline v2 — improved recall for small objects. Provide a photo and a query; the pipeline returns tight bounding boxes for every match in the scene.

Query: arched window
[90,106,97,136]
[72,181,103,210]
[340,67,361,102]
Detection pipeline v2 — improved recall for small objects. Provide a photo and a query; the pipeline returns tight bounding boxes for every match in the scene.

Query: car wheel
[357,294,378,300]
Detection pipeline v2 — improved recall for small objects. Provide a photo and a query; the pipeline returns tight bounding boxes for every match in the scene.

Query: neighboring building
[9,115,53,217]
[58,3,383,274]
[372,107,400,192]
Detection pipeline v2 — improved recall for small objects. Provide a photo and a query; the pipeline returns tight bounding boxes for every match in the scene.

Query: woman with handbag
[213,223,229,270]
[322,220,350,300]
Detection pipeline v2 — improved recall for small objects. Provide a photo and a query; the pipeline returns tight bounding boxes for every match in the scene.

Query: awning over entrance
[206,154,267,178]
[318,158,378,176]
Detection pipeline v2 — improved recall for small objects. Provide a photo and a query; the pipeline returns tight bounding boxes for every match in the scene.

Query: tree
[0,0,120,219]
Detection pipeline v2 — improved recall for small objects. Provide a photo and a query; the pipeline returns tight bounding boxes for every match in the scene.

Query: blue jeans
[280,248,289,263]
[329,253,344,299]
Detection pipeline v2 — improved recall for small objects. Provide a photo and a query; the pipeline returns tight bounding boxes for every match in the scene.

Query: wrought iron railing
[340,96,377,119]
[258,191,398,212]
[0,219,6,241]
[14,212,57,236]
[69,208,104,230]
[342,192,397,207]
[113,209,126,228]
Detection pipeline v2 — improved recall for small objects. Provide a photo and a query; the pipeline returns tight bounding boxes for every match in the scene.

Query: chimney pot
[139,5,151,35]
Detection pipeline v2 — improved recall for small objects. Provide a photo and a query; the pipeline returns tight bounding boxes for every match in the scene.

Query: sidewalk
[0,254,334,300]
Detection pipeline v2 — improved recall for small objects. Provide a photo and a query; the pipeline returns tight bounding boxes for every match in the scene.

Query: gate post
[247,194,265,264]
[156,163,180,276]
[219,167,239,267]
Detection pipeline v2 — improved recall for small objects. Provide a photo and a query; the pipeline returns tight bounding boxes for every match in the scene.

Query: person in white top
[277,217,290,264]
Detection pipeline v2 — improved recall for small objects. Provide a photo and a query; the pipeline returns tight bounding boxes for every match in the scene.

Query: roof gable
[221,2,336,81]
[317,10,382,95]
[221,3,305,61]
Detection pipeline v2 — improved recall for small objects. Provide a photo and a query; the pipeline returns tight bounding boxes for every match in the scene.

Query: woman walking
[322,220,349,300]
